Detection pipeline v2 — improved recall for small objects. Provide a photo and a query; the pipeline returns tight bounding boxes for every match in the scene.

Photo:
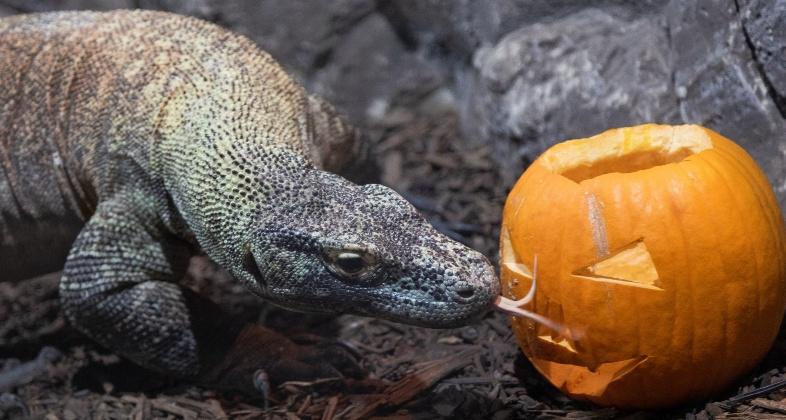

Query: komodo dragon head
[170,70,503,327]
[227,163,501,328]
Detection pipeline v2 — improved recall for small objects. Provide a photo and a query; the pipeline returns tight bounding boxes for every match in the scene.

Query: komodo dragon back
[0,10,499,391]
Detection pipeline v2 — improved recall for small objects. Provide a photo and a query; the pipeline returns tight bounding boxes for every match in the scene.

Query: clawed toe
[253,369,270,409]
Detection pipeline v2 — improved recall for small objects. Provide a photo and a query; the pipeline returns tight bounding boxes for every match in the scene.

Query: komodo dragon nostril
[454,285,475,301]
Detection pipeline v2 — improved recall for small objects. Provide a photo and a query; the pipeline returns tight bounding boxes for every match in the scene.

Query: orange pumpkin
[500,124,786,408]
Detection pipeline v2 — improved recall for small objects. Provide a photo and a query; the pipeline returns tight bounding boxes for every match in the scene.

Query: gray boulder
[463,0,786,208]
[739,0,786,115]
[465,7,678,186]
[669,0,786,204]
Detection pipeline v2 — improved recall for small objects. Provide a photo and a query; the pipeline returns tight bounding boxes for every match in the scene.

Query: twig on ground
[721,379,786,409]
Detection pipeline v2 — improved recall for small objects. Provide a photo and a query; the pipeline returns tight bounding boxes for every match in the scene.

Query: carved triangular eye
[573,239,662,291]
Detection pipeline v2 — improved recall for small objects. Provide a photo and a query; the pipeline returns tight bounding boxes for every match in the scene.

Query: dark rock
[0,0,132,12]
[739,0,786,116]
[136,0,213,19]
[464,8,678,186]
[461,0,786,208]
[137,1,439,127]
[379,0,668,61]
[138,0,375,80]
[375,0,497,58]
[211,0,374,81]
[668,0,786,207]
[0,4,15,17]
[310,13,443,126]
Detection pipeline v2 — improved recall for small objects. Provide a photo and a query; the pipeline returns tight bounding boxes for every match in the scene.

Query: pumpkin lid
[540,124,713,183]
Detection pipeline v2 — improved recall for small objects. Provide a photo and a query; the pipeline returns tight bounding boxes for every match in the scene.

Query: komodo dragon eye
[323,247,377,279]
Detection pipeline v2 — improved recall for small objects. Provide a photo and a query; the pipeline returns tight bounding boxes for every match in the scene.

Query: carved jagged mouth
[530,353,650,397]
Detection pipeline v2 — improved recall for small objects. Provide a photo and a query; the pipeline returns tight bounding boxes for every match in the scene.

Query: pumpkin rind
[501,124,786,408]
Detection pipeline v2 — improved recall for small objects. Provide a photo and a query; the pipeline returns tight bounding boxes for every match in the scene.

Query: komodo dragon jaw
[233,170,501,328]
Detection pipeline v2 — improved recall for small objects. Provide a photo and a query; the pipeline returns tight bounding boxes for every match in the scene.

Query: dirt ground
[3,112,786,419]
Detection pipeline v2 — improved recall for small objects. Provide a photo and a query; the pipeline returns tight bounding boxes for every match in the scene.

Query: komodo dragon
[0,10,502,392]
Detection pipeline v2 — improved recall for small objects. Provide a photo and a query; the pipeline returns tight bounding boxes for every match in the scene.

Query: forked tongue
[493,257,584,341]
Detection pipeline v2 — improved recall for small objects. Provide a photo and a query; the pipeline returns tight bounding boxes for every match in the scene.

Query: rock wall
[2,0,785,207]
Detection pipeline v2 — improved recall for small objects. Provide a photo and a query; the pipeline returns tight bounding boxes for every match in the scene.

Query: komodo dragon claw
[253,369,270,410]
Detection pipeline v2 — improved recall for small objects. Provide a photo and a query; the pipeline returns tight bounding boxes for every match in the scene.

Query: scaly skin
[0,10,499,392]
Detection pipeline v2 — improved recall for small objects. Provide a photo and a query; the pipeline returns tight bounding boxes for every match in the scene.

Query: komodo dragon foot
[202,324,365,396]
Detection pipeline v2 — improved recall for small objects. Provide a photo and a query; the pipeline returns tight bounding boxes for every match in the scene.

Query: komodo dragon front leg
[59,193,360,393]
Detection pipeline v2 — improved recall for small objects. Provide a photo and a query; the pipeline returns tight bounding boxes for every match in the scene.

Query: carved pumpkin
[501,124,786,408]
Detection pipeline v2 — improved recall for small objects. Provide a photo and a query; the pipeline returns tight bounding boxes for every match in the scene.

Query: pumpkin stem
[494,256,583,340]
